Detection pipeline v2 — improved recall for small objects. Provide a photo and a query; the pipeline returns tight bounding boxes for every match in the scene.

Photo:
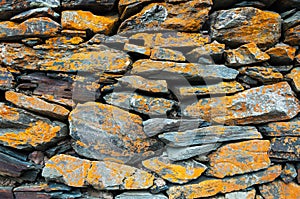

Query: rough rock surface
[270,137,300,161]
[239,66,283,83]
[0,67,14,90]
[287,67,300,92]
[266,44,296,65]
[259,180,300,199]
[258,117,300,136]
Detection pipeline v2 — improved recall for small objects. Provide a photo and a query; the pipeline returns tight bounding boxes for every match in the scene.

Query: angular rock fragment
[69,102,162,164]
[159,126,262,147]
[0,187,13,199]
[132,60,239,81]
[239,66,283,83]
[45,36,84,46]
[184,82,300,125]
[259,180,300,199]
[61,29,87,38]
[142,157,206,184]
[21,38,43,46]
[14,183,71,192]
[5,91,69,120]
[150,47,186,62]
[10,7,59,22]
[167,165,282,199]
[0,103,68,150]
[104,92,176,116]
[281,163,297,183]
[225,189,256,199]
[207,140,271,178]
[282,10,300,32]
[287,67,300,92]
[210,7,281,48]
[42,154,154,190]
[62,0,116,11]
[61,11,118,35]
[266,44,296,65]
[284,24,300,46]
[13,191,53,199]
[124,43,151,56]
[270,137,300,161]
[115,191,167,199]
[0,67,14,90]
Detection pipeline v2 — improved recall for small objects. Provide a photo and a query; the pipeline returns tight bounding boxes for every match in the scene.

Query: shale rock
[115,192,167,199]
[150,47,186,62]
[210,7,281,48]
[184,82,300,125]
[225,189,256,199]
[62,0,116,11]
[281,163,297,183]
[0,67,14,90]
[239,66,283,83]
[259,180,300,199]
[142,157,207,184]
[287,67,300,92]
[282,10,300,32]
[123,43,151,56]
[270,137,300,161]
[10,7,59,22]
[0,187,13,199]
[69,102,162,164]
[266,44,296,65]
[284,24,300,46]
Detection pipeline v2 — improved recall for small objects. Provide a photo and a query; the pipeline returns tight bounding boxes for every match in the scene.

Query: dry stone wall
[0,0,300,198]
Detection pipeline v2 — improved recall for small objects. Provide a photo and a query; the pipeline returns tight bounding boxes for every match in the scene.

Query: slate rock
[210,7,281,48]
[259,180,300,199]
[13,182,71,192]
[10,7,59,22]
[184,82,300,125]
[270,137,300,161]
[281,163,297,183]
[266,44,296,65]
[42,154,154,190]
[272,0,300,12]
[142,157,207,184]
[225,43,270,67]
[239,66,283,83]
[115,192,167,199]
[225,189,256,199]
[282,11,300,32]
[124,43,151,56]
[284,24,300,46]
[14,192,52,199]
[0,187,13,199]
[158,126,262,147]
[206,140,271,178]
[167,165,282,199]
[287,67,300,92]
[150,47,186,62]
[62,0,116,11]
[69,102,162,164]
[0,67,14,90]
[21,38,43,46]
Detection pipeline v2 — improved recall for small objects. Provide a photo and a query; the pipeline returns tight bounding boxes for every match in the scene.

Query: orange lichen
[0,103,19,121]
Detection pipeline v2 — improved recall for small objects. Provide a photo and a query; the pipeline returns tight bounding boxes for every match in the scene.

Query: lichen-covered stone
[10,7,59,22]
[131,60,239,81]
[0,17,61,40]
[123,43,151,56]
[206,140,271,178]
[42,154,154,190]
[184,82,300,125]
[0,67,14,90]
[259,180,300,199]
[266,44,296,65]
[61,11,118,35]
[45,36,84,46]
[69,102,162,164]
[270,137,300,161]
[239,66,283,83]
[225,43,270,67]
[142,157,206,184]
[167,165,282,199]
[210,7,281,48]
[284,24,300,46]
[281,163,297,183]
[0,103,68,150]
[150,47,186,62]
[287,67,300,92]
[225,189,256,199]
[159,126,262,147]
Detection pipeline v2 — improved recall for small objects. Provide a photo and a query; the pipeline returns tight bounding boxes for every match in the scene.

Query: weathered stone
[62,0,116,11]
[273,0,300,12]
[61,29,87,38]
[119,1,212,33]
[184,82,300,125]
[28,151,46,165]
[45,36,84,46]
[115,192,167,199]
[21,38,43,46]
[186,41,225,64]
[61,11,118,35]
[69,102,162,164]
[282,11,300,32]
[225,43,270,67]
[10,7,59,22]
[14,192,52,199]
[0,103,68,150]
[259,180,300,199]
[0,17,61,40]
[266,44,296,65]
[167,165,282,199]
[270,137,300,161]
[287,67,300,92]
[281,163,297,183]
[0,0,60,20]
[234,0,275,8]
[88,34,129,49]
[142,157,206,184]
[239,66,283,83]
[14,183,71,192]
[297,164,300,184]
[117,75,168,94]
[82,188,113,199]
[5,91,69,120]
[45,140,72,157]
[166,143,221,161]
[150,47,186,62]
[174,82,244,97]
[0,67,14,90]
[131,60,239,81]
[143,118,210,137]
[284,24,300,46]
[237,75,259,86]
[265,65,294,73]
[124,43,151,56]
[0,187,13,199]
[159,126,262,147]
[210,7,281,48]
[42,154,154,190]
[225,189,256,199]
[104,92,176,116]
[207,140,271,178]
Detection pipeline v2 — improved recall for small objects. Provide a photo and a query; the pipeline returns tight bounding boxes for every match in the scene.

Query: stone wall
[0,0,300,198]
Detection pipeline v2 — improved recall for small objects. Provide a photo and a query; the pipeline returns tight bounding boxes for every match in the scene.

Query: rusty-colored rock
[284,24,300,46]
[259,180,300,199]
[270,137,300,161]
[150,47,186,62]
[61,11,118,35]
[287,67,300,92]
[207,140,271,178]
[45,36,84,46]
[0,67,14,90]
[142,157,206,184]
[266,44,296,65]
[167,165,282,199]
[281,163,297,183]
[210,7,281,48]
[239,66,283,83]
[184,82,300,125]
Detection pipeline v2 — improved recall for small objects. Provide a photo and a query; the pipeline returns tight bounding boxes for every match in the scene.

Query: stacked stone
[0,0,300,198]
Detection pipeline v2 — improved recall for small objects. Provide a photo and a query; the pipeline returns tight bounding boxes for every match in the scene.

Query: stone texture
[0,67,14,90]
[5,91,69,120]
[167,165,282,199]
[143,118,210,137]
[183,82,300,125]
[123,43,151,56]
[206,140,271,178]
[210,7,281,48]
[69,102,162,164]
[10,7,59,22]
[131,60,239,81]
[142,157,206,184]
[117,75,168,94]
[61,11,118,35]
[266,44,296,65]
[284,24,300,46]
[45,36,84,46]
[150,47,186,62]
[287,67,300,92]
[0,103,68,150]
[159,126,262,147]
[118,1,212,33]
[0,187,13,199]
[225,189,256,199]
[0,17,61,40]
[270,137,300,161]
[239,66,283,83]
[259,180,300,199]
[104,92,176,116]
[281,163,297,183]
[174,81,244,97]
[62,0,116,11]
[225,43,270,67]
[282,10,300,32]
[42,154,154,190]
[115,192,167,199]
